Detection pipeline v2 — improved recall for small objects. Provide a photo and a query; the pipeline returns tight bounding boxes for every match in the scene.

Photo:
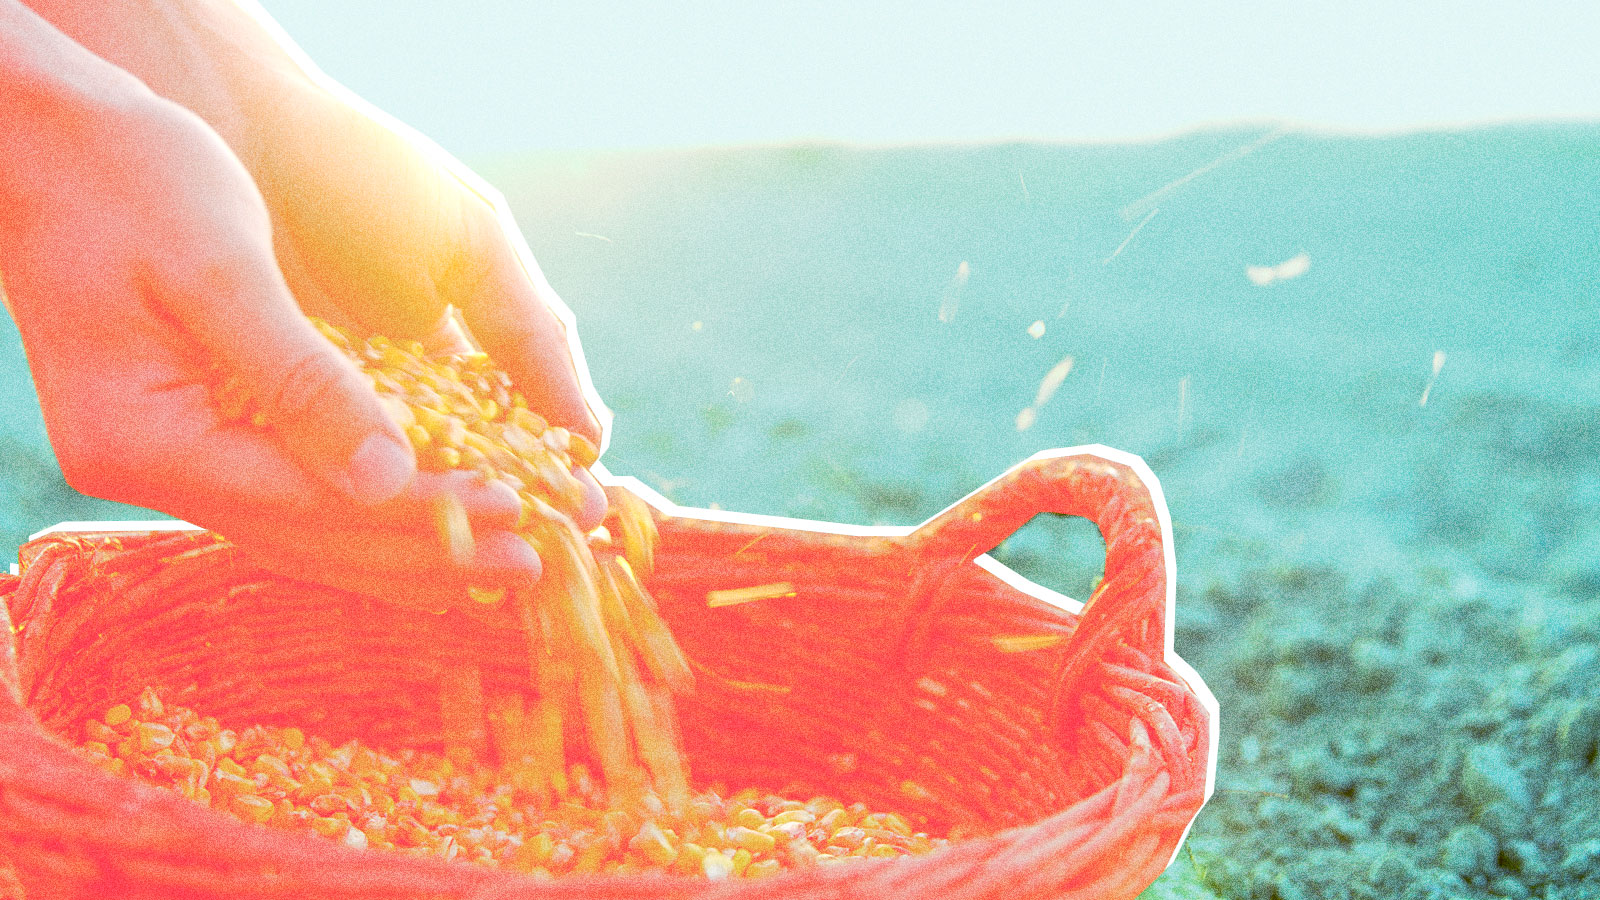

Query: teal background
[5,124,1600,898]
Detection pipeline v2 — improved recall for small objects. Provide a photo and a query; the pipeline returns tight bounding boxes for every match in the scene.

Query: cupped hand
[235,69,610,536]
[0,77,574,611]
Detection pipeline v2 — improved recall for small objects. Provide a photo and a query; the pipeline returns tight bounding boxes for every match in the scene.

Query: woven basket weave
[0,445,1214,900]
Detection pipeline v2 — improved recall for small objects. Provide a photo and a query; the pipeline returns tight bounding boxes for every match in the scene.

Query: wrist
[18,0,313,172]
[0,3,155,158]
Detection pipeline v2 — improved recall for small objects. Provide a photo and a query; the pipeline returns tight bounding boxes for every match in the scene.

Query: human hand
[0,11,592,609]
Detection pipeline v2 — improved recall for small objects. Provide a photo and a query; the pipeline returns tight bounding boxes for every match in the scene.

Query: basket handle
[0,572,26,723]
[902,448,1170,726]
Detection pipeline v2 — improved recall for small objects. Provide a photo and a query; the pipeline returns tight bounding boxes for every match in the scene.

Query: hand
[236,70,611,531]
[0,12,590,610]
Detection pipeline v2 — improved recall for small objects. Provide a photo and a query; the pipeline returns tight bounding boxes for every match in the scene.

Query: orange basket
[0,445,1215,899]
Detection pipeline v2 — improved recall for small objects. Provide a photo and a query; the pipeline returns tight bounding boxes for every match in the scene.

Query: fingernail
[343,434,414,505]
[469,532,542,587]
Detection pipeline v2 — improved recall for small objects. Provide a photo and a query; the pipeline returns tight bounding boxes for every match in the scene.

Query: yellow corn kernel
[518,832,555,868]
[210,770,255,800]
[881,812,914,837]
[103,704,133,727]
[702,850,735,880]
[673,842,707,876]
[730,848,753,876]
[136,722,175,753]
[433,493,474,565]
[706,582,796,608]
[232,794,275,824]
[84,720,121,743]
[571,842,609,874]
[252,754,292,778]
[281,727,306,753]
[726,826,776,854]
[829,827,867,850]
[467,587,506,606]
[137,688,164,717]
[745,858,783,878]
[568,432,599,468]
[771,809,816,826]
[405,423,432,450]
[311,816,346,839]
[629,821,677,867]
[817,807,849,832]
[990,633,1064,653]
[510,406,548,435]
[733,807,765,830]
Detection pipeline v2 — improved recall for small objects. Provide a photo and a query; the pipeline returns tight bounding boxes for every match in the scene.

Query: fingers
[228,525,541,610]
[444,198,607,447]
[161,244,417,506]
[571,465,607,533]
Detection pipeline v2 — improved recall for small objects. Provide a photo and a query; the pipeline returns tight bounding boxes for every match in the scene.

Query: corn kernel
[674,842,707,876]
[103,704,133,727]
[281,727,306,753]
[771,809,815,826]
[745,858,783,878]
[629,821,677,867]
[252,754,292,778]
[85,720,121,743]
[136,722,174,753]
[726,826,777,854]
[881,812,914,837]
[702,850,735,880]
[830,827,867,850]
[232,794,275,824]
[817,807,849,832]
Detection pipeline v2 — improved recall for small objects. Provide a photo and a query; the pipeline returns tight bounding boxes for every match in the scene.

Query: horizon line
[465,114,1600,160]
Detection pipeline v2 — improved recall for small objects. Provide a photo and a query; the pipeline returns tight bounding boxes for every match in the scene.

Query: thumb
[172,252,416,505]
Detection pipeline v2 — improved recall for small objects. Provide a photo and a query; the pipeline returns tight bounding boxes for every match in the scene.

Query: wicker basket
[0,445,1215,899]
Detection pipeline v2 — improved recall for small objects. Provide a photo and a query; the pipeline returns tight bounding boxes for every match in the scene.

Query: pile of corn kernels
[74,689,946,879]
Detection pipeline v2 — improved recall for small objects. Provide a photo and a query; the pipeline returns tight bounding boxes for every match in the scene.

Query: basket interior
[12,522,1109,838]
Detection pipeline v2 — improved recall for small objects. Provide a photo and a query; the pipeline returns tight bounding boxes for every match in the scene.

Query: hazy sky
[256,1,1600,156]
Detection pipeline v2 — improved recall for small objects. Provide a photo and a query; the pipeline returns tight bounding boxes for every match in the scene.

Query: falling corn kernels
[74,695,951,878]
[210,319,691,808]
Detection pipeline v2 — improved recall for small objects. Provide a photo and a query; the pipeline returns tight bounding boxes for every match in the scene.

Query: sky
[254,1,1600,157]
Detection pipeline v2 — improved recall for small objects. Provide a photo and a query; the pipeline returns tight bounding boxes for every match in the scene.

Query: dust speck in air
[1419,350,1446,406]
[1015,355,1074,432]
[893,398,930,433]
[938,261,970,323]
[1027,320,1046,339]
[1247,252,1311,286]
[1034,356,1075,408]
